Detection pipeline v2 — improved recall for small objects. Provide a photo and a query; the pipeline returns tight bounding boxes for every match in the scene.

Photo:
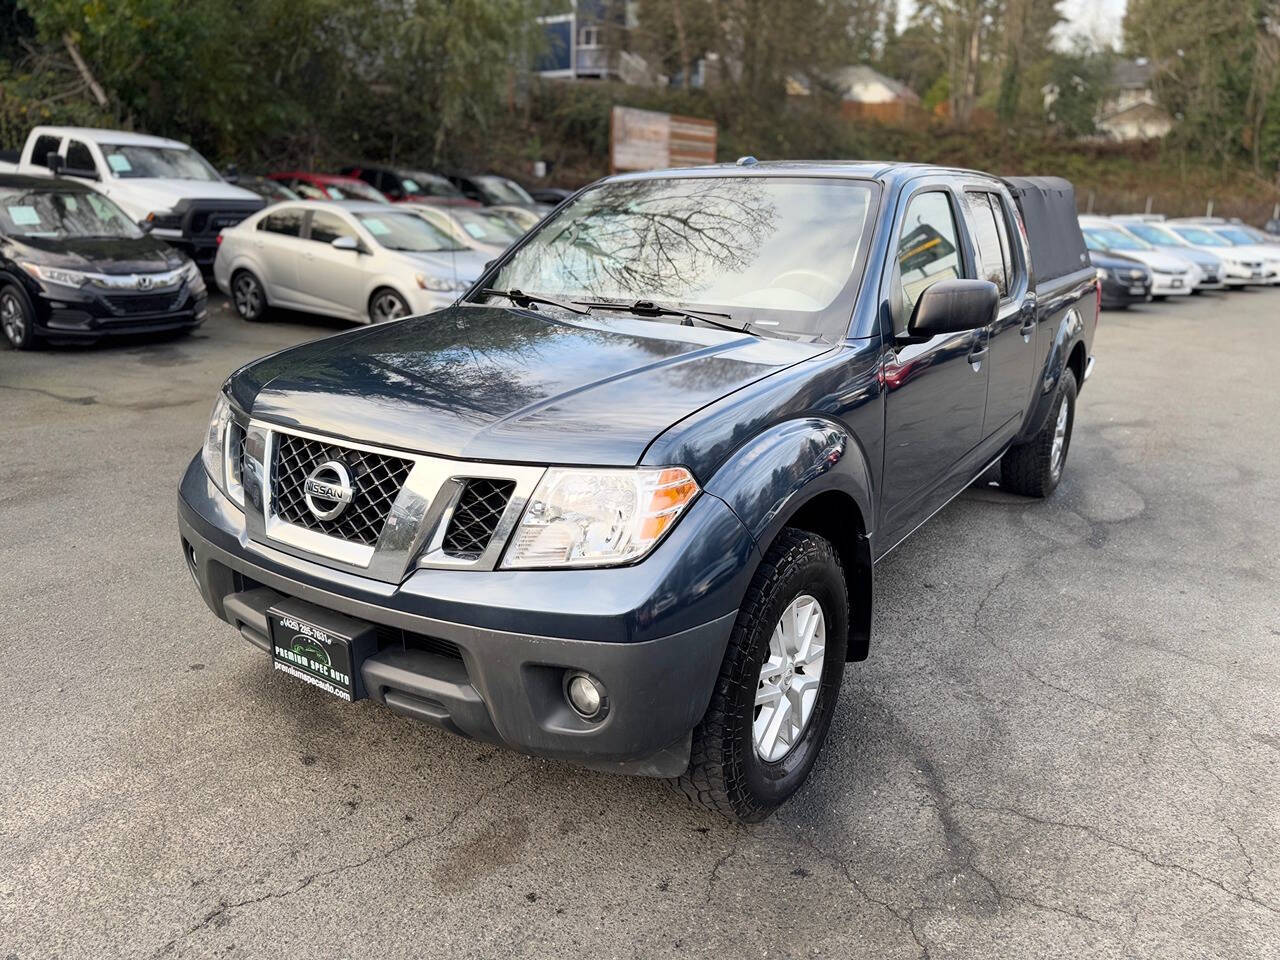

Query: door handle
[967,343,988,366]
[1019,302,1037,338]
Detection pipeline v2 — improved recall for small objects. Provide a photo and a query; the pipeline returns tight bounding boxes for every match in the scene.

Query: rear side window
[309,211,356,244]
[260,208,304,237]
[31,135,62,168]
[896,191,963,329]
[967,192,1010,297]
[65,140,95,173]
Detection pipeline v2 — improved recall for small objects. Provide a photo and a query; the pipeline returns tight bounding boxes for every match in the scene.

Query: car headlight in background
[19,262,89,287]
[502,467,699,568]
[415,273,468,293]
[201,391,243,506]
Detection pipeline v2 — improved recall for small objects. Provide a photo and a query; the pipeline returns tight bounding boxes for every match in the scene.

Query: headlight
[502,467,699,568]
[415,272,466,292]
[201,392,243,506]
[147,210,182,230]
[20,262,89,287]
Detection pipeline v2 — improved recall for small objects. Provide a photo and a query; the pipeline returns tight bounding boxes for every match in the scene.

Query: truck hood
[230,304,827,467]
[99,177,261,215]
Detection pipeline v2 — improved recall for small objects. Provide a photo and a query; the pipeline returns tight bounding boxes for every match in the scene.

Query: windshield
[0,186,142,239]
[403,172,463,198]
[358,211,465,252]
[100,144,219,181]
[1126,223,1178,246]
[324,180,387,203]
[1172,226,1229,246]
[454,208,522,244]
[1084,227,1151,251]
[485,175,878,339]
[475,176,535,205]
[1215,227,1257,245]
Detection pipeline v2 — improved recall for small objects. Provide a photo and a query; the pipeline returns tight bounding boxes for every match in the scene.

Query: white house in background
[827,65,921,107]
[1096,58,1174,141]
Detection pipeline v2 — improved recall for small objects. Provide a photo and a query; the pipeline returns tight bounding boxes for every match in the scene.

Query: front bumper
[1150,274,1193,296]
[177,456,752,776]
[1099,274,1150,307]
[33,281,207,340]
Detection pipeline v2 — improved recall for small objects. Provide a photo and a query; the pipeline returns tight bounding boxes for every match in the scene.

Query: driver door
[298,210,369,319]
[879,181,990,554]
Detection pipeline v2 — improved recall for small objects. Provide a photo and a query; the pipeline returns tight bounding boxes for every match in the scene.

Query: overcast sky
[895,0,1128,51]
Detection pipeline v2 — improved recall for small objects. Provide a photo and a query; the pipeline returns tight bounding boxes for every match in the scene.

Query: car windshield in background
[1085,228,1150,251]
[487,176,877,340]
[476,176,535,205]
[1172,226,1229,246]
[358,212,464,252]
[100,144,220,180]
[1127,223,1180,245]
[325,180,386,203]
[454,209,522,243]
[404,173,464,199]
[1215,227,1258,245]
[0,187,142,239]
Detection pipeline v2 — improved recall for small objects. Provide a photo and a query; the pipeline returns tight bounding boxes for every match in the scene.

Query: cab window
[65,140,96,174]
[308,210,356,244]
[896,191,962,333]
[966,192,1010,297]
[260,208,304,237]
[31,135,62,168]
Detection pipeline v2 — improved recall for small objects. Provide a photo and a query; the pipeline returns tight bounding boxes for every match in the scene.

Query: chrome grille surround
[235,421,544,583]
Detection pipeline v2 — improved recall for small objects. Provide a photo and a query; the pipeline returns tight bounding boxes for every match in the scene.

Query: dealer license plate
[270,609,362,701]
[1128,285,1146,295]
[1170,278,1183,288]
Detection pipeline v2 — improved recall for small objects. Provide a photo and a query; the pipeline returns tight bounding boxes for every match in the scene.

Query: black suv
[178,162,1096,819]
[1,174,207,348]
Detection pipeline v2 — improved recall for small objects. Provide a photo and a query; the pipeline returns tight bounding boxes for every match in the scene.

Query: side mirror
[138,219,154,233]
[222,164,240,184]
[906,279,999,339]
[46,152,65,174]
[331,235,360,252]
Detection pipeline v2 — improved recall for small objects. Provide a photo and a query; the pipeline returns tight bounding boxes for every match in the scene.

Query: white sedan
[1164,223,1280,286]
[213,201,488,324]
[1080,224,1199,296]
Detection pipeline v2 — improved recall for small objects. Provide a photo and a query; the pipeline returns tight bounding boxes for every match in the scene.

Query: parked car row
[1081,213,1280,309]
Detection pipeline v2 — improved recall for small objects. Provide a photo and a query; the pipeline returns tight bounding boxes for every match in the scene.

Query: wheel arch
[703,417,876,662]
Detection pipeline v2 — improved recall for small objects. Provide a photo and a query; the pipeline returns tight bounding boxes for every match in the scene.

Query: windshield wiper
[575,298,752,335]
[480,288,588,314]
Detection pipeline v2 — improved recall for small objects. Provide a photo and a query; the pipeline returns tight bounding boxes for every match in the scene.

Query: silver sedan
[213,201,489,324]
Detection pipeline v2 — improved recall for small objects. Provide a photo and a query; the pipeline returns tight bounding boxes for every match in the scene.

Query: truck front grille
[441,478,516,560]
[271,433,412,546]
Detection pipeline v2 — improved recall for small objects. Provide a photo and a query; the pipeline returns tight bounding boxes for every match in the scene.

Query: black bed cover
[1002,176,1090,284]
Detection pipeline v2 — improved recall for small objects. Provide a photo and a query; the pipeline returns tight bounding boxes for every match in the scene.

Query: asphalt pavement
[1,290,1277,959]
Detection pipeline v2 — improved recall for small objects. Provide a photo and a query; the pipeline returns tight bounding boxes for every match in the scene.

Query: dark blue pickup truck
[178,161,1097,820]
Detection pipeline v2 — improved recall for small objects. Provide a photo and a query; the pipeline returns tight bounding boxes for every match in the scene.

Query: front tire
[671,529,849,822]
[231,270,268,322]
[1000,368,1077,497]
[1,283,39,350]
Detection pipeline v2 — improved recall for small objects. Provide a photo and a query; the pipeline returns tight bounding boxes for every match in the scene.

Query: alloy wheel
[753,593,826,762]
[233,274,262,319]
[1050,394,1070,480]
[371,292,409,323]
[1,291,26,346]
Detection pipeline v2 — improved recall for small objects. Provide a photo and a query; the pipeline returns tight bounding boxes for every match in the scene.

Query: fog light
[565,672,608,720]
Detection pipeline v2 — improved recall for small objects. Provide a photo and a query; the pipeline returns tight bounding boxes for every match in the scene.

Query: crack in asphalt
[148,766,532,958]
[956,799,1280,918]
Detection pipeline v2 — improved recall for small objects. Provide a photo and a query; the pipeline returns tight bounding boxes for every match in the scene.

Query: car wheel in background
[369,288,410,324]
[671,528,849,822]
[231,270,268,322]
[1,283,39,350]
[1000,367,1077,498]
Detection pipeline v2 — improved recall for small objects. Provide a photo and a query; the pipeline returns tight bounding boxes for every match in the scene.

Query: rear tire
[1000,368,1077,498]
[231,270,268,322]
[670,529,849,822]
[1,283,39,350]
[368,288,410,324]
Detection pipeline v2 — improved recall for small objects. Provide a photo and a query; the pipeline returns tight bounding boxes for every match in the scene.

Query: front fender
[703,417,876,660]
